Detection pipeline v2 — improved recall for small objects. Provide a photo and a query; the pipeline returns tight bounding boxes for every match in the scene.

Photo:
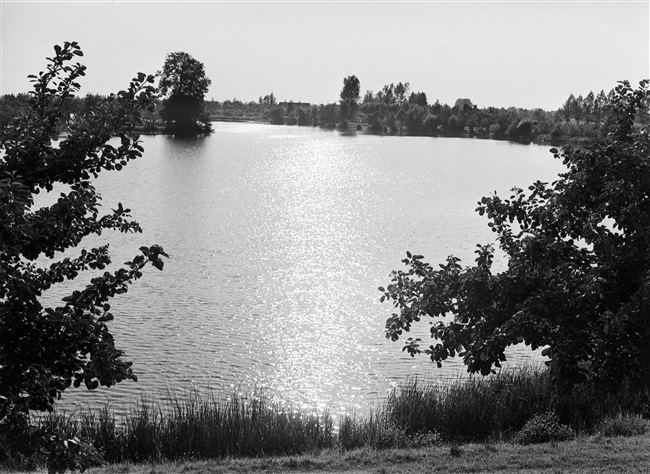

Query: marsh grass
[383,367,553,441]
[37,390,333,464]
[10,366,649,468]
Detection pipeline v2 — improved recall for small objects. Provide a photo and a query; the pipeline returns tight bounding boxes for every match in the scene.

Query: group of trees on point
[0,51,213,139]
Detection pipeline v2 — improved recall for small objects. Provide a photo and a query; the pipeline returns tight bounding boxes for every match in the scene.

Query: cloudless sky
[1,1,648,110]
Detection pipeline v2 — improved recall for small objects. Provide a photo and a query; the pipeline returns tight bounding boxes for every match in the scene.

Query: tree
[260,92,276,106]
[382,80,650,393]
[409,91,428,107]
[394,82,410,104]
[340,75,360,106]
[158,51,212,135]
[404,105,427,135]
[339,75,360,126]
[0,42,167,471]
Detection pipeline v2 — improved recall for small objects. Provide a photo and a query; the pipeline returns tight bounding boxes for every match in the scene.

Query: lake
[51,122,566,416]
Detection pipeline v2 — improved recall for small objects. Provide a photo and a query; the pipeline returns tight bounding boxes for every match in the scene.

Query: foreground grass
[5,434,650,473]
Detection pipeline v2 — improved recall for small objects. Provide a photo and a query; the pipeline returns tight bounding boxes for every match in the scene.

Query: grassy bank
[5,435,650,473]
[3,367,649,471]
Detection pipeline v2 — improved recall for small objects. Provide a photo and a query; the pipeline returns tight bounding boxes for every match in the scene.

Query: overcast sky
[1,1,648,110]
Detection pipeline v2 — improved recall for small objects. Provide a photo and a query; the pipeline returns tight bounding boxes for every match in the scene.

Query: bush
[515,412,573,444]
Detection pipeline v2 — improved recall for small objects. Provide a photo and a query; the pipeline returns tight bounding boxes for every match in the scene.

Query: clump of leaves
[514,412,573,445]
[596,414,650,437]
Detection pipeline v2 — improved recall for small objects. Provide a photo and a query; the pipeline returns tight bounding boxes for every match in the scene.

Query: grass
[4,435,650,473]
[36,390,334,463]
[3,366,650,471]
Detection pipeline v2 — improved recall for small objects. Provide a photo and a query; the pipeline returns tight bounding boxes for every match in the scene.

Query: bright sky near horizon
[1,1,648,111]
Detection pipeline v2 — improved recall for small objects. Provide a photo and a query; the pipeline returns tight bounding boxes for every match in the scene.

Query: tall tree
[340,75,361,105]
[382,80,650,393]
[0,42,166,471]
[158,52,212,135]
[339,75,360,126]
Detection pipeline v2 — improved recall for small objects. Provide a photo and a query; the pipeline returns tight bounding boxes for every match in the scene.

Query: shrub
[515,412,573,444]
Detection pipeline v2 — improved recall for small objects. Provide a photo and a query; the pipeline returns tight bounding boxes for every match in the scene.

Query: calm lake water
[50,122,566,416]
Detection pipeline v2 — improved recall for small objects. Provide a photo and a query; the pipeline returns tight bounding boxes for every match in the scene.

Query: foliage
[514,412,573,444]
[158,52,212,135]
[0,42,166,471]
[382,80,650,392]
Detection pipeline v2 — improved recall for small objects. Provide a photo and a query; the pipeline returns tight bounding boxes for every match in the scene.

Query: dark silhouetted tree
[382,80,650,394]
[339,75,360,127]
[0,42,166,471]
[158,51,212,135]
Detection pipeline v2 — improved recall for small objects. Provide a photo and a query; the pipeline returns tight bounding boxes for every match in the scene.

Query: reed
[384,365,554,441]
[11,366,647,468]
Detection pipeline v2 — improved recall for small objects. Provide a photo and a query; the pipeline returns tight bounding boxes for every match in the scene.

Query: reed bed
[16,366,649,467]
[38,390,334,463]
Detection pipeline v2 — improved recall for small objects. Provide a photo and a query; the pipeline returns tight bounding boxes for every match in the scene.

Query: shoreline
[135,119,593,147]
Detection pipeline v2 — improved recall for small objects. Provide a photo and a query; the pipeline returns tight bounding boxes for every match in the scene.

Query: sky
[1,1,648,111]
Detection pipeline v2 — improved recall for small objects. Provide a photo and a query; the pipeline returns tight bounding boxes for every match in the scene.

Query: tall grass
[381,366,648,441]
[38,390,333,463]
[383,366,554,441]
[10,366,648,468]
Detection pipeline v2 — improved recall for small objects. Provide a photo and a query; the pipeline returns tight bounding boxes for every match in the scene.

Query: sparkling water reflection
[53,123,565,415]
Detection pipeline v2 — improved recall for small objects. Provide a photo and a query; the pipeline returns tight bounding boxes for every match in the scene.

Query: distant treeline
[204,83,650,143]
[2,84,648,143]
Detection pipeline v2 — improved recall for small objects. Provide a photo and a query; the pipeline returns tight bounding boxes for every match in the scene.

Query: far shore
[135,119,592,147]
